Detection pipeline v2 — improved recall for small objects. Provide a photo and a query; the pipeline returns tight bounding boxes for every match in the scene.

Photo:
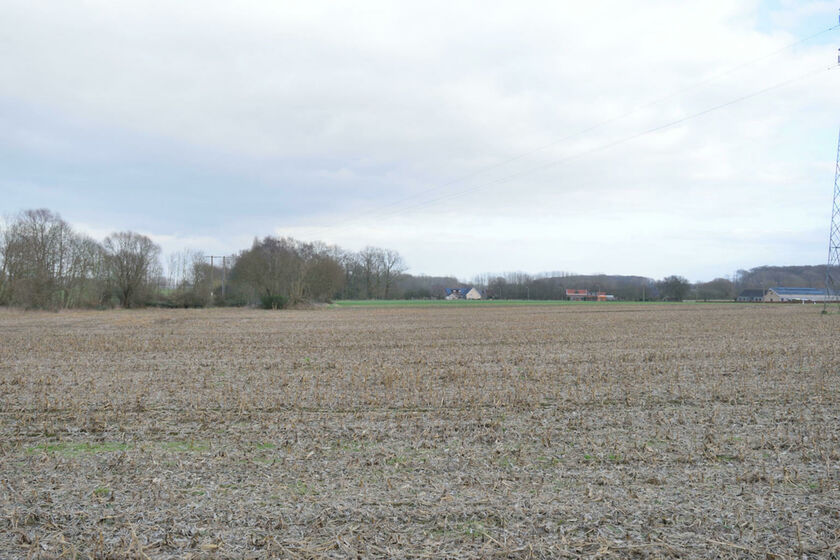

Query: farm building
[445,287,482,300]
[736,289,765,302]
[565,289,614,301]
[763,287,838,303]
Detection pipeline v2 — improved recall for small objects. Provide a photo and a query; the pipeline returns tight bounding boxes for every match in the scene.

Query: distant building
[763,287,838,303]
[465,287,482,300]
[566,289,588,301]
[565,289,614,302]
[736,289,765,302]
[445,287,482,300]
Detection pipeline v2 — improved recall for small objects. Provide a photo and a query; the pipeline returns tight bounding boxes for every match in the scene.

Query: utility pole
[205,255,233,303]
[222,256,227,299]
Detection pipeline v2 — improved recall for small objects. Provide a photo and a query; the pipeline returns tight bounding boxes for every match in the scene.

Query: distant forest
[0,208,830,309]
[463,266,830,302]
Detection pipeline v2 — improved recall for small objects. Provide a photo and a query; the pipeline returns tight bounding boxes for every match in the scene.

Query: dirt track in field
[1,304,839,558]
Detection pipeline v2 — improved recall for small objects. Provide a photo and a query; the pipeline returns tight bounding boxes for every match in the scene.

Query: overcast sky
[2,1,839,281]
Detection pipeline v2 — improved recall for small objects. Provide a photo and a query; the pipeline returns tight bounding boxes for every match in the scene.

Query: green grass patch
[293,481,312,495]
[331,299,700,308]
[162,440,210,453]
[385,455,407,466]
[333,439,369,452]
[334,299,609,308]
[27,441,129,455]
[536,455,561,468]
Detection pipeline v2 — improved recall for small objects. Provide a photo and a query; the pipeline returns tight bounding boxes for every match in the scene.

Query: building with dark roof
[736,289,765,302]
[444,287,482,300]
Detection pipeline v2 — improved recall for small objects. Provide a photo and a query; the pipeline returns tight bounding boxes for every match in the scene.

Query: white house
[465,287,482,300]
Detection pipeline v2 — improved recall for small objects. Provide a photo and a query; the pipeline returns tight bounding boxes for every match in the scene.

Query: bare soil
[0,304,838,558]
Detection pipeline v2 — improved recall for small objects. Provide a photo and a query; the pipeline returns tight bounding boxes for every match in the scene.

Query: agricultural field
[0,304,839,559]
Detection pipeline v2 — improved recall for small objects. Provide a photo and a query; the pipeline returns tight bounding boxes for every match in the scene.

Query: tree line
[2,208,825,309]
[0,209,162,309]
[0,208,411,309]
[459,267,830,302]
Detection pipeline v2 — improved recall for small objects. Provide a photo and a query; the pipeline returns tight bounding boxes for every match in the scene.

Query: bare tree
[0,217,8,305]
[167,250,204,290]
[695,277,735,301]
[303,255,345,301]
[657,275,691,302]
[380,249,406,299]
[103,231,162,308]
[358,247,384,299]
[333,250,358,299]
[62,234,106,308]
[231,237,304,308]
[165,250,214,306]
[1,209,83,308]
[231,237,346,307]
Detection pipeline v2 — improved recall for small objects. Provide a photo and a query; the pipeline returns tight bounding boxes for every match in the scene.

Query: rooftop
[770,287,826,295]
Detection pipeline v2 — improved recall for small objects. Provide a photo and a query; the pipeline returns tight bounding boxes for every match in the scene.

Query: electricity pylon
[824,127,840,313]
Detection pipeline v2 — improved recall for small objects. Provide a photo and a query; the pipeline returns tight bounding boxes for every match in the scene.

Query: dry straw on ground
[0,304,838,558]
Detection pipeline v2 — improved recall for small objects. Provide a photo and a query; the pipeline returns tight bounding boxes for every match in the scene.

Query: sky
[2,0,839,282]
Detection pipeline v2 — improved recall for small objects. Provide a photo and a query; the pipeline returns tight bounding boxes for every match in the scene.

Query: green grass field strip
[331,299,706,307]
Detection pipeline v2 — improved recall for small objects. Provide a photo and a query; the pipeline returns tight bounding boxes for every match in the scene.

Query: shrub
[260,294,286,310]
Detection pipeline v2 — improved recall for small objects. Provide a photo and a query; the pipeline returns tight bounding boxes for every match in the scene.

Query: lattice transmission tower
[824,127,840,313]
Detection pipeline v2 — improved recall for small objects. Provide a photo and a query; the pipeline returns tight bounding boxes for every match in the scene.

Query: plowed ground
[0,304,838,558]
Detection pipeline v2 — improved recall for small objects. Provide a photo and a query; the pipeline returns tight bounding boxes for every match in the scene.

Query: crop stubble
[0,304,838,558]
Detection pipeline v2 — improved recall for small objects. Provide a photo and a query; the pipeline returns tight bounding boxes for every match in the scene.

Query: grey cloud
[1,1,838,280]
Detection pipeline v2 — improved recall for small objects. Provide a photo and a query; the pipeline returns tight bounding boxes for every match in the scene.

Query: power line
[310,62,838,238]
[304,21,840,240]
[406,64,838,212]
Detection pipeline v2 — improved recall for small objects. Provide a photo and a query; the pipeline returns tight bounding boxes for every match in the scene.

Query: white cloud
[1,0,839,281]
